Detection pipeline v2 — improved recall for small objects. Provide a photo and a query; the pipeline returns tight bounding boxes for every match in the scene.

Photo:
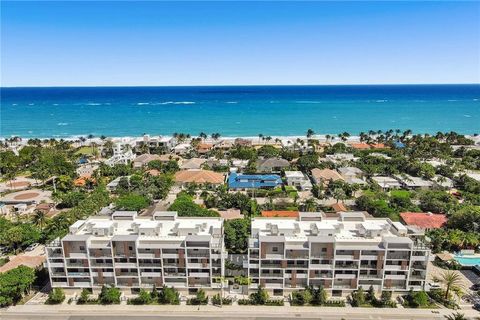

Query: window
[129,246,133,251]
[272,247,278,252]
[321,248,327,252]
[79,246,85,251]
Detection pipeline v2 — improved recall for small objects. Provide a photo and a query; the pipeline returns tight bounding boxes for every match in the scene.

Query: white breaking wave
[57,122,69,126]
[295,101,322,104]
[226,101,238,104]
[137,102,150,106]
[463,115,472,118]
[376,100,388,103]
[155,101,196,105]
[86,103,102,106]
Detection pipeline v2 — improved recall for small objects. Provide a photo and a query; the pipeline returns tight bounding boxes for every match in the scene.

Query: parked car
[473,303,480,311]
[25,243,39,252]
[470,283,480,291]
[428,282,441,289]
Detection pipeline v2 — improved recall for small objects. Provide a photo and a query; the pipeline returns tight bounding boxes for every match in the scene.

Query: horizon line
[2,83,480,89]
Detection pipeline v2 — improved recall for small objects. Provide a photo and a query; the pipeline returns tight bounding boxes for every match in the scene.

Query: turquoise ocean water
[1,85,479,138]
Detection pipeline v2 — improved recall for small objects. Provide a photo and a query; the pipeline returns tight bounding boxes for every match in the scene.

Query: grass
[75,146,95,156]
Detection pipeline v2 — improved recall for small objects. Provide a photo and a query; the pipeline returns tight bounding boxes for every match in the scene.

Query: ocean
[1,85,479,138]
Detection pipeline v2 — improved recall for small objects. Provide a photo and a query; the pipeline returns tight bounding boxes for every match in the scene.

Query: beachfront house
[136,135,175,153]
[284,171,312,190]
[228,172,282,190]
[105,142,136,167]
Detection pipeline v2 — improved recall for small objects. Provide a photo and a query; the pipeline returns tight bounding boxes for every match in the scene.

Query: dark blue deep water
[1,85,479,138]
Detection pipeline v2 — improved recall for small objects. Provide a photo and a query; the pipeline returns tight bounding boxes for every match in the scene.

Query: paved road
[2,306,479,320]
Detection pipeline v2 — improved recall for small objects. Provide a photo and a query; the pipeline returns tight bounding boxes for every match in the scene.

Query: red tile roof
[261,210,299,218]
[399,212,447,229]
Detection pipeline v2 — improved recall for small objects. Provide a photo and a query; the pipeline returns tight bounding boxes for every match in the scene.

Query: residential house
[174,170,225,186]
[105,143,136,167]
[180,158,207,170]
[228,173,282,190]
[311,168,344,187]
[371,176,402,190]
[133,154,161,169]
[257,158,290,173]
[400,212,447,234]
[284,171,312,190]
[173,143,192,155]
[394,175,433,190]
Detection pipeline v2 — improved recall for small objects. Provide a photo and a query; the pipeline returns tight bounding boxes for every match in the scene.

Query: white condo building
[45,211,225,293]
[246,212,431,296]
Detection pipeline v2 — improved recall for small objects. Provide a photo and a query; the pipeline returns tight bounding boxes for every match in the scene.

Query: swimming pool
[453,255,480,266]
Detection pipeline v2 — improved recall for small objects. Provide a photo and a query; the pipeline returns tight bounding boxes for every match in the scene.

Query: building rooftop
[251,212,410,244]
[61,211,223,242]
[228,172,282,189]
[261,210,299,218]
[174,169,224,184]
[400,212,447,229]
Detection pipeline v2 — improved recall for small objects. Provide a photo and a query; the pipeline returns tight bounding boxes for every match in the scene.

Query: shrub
[128,289,152,305]
[98,286,121,305]
[237,298,251,305]
[211,293,232,306]
[265,299,284,306]
[349,288,366,307]
[158,286,180,305]
[324,300,346,307]
[46,288,65,304]
[187,289,208,305]
[77,288,97,305]
[290,289,312,306]
[249,287,269,305]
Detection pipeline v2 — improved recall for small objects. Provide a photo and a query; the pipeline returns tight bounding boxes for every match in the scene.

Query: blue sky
[1,1,479,86]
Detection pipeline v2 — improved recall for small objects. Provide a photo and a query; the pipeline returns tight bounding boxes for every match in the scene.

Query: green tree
[98,285,121,305]
[434,271,463,300]
[115,193,150,211]
[0,266,36,307]
[224,219,251,253]
[46,288,65,304]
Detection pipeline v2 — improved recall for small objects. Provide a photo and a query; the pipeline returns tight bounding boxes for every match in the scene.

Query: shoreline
[2,133,479,145]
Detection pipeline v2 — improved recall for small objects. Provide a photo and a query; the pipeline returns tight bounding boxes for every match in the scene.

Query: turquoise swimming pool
[453,255,480,266]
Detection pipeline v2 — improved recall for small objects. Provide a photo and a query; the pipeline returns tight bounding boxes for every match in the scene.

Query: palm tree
[301,198,317,212]
[199,132,207,141]
[306,128,315,139]
[444,312,467,320]
[32,209,47,231]
[434,271,464,300]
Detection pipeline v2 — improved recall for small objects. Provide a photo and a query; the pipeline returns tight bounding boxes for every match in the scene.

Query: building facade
[46,211,225,293]
[246,212,430,296]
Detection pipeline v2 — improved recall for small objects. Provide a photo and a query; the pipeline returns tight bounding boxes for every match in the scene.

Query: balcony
[260,273,284,278]
[90,262,114,268]
[411,255,427,262]
[162,253,179,259]
[137,253,156,259]
[361,255,379,260]
[49,262,65,268]
[335,274,357,279]
[164,281,187,288]
[51,282,68,287]
[68,252,88,259]
[385,274,407,280]
[114,262,137,268]
[263,253,284,259]
[188,272,210,278]
[310,263,333,270]
[336,254,355,260]
[335,264,359,269]
[67,271,90,277]
[164,272,186,277]
[264,282,283,289]
[141,271,162,277]
[72,281,91,288]
[91,271,114,277]
[384,265,403,271]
